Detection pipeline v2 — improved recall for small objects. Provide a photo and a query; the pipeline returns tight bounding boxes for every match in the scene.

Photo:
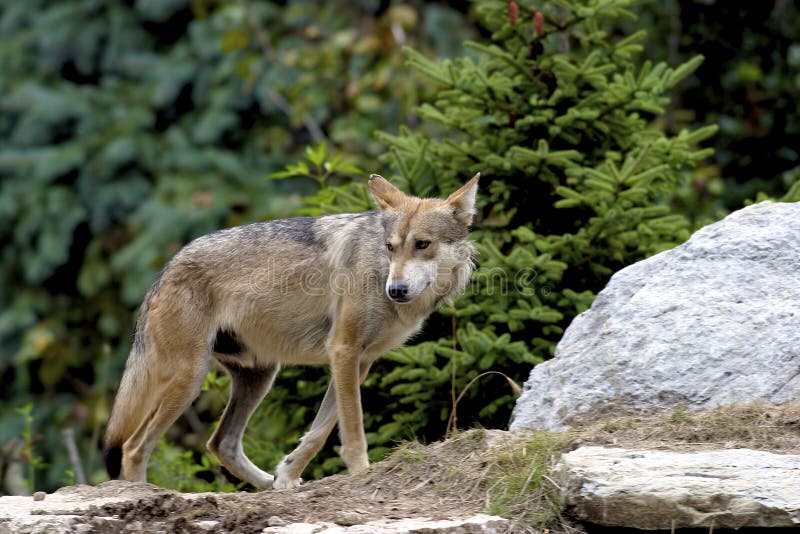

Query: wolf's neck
[392,291,439,324]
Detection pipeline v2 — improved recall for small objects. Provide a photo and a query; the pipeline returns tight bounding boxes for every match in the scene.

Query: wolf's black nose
[387,284,409,301]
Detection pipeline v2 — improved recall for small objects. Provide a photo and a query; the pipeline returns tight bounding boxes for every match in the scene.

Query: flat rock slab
[556,446,800,529]
[0,481,508,533]
[260,515,509,533]
[0,481,196,534]
[511,201,800,431]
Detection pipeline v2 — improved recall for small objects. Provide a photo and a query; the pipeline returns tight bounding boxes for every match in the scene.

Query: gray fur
[180,211,399,341]
[266,217,320,246]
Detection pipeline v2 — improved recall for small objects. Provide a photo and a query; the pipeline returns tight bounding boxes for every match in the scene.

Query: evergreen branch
[443,139,481,163]
[408,140,430,185]
[464,42,536,83]
[403,47,454,86]
[618,141,654,184]
[594,98,630,121]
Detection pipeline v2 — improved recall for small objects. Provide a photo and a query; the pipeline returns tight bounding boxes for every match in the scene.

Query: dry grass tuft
[568,399,800,453]
[373,428,580,533]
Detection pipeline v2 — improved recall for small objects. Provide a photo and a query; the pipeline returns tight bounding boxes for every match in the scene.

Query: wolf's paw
[273,476,302,490]
[253,473,275,490]
[349,459,369,474]
[342,447,369,474]
[274,455,304,489]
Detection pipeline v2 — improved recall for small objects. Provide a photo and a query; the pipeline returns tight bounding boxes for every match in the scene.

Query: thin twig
[403,478,433,494]
[446,371,522,434]
[557,7,570,55]
[542,474,563,492]
[62,428,87,485]
[88,342,112,481]
[518,465,539,497]
[183,406,206,438]
[2,439,28,495]
[449,311,458,435]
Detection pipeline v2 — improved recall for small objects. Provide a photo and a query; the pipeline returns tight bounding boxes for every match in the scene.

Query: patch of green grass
[383,440,430,466]
[485,431,571,530]
[669,406,691,424]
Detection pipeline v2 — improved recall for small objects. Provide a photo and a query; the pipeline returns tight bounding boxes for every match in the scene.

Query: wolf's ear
[446,172,480,226]
[368,174,406,211]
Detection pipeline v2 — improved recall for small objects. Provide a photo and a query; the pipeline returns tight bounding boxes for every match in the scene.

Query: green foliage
[268,141,370,214]
[148,438,239,493]
[268,142,363,184]
[277,0,716,459]
[0,0,289,491]
[15,403,47,493]
[0,0,471,492]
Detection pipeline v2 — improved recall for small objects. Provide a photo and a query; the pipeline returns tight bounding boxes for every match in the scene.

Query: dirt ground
[78,430,509,533]
[18,401,800,533]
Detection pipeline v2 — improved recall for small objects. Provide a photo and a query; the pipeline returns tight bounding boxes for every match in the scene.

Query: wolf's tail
[103,295,158,479]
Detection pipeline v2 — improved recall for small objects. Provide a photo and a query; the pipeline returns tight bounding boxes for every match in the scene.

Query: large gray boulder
[511,201,800,431]
[556,447,800,529]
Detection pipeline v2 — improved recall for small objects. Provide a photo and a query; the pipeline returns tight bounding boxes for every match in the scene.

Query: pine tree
[287,0,717,445]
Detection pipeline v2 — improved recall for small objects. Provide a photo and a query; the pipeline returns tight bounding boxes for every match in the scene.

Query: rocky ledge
[557,446,800,530]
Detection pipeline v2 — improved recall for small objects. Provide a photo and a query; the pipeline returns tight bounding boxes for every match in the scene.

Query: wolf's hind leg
[207,362,279,488]
[274,361,372,489]
[121,347,209,483]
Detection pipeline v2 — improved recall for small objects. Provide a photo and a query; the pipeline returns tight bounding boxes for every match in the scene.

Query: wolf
[103,173,479,489]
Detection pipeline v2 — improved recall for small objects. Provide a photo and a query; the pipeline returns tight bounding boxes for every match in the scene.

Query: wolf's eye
[386,243,394,252]
[415,240,430,250]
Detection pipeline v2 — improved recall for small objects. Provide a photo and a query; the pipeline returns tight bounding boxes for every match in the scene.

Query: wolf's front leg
[274,381,337,489]
[274,361,373,489]
[330,348,369,473]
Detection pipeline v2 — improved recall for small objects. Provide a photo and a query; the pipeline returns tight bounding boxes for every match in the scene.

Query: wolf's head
[368,173,479,304]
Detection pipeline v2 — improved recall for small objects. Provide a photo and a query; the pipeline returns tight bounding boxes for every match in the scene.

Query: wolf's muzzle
[387,283,410,302]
